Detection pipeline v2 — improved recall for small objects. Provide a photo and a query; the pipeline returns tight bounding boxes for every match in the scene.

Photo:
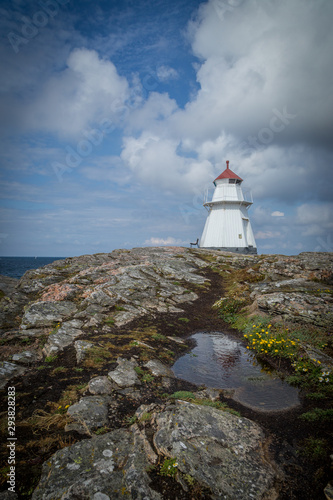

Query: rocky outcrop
[252,253,333,325]
[15,248,206,332]
[74,340,93,363]
[153,401,278,499]
[0,247,332,499]
[21,301,78,329]
[0,361,26,389]
[0,276,18,296]
[204,250,333,327]
[66,395,111,435]
[32,427,160,500]
[144,359,175,378]
[250,274,333,326]
[108,357,141,388]
[12,350,41,365]
[1,248,331,359]
[33,400,279,500]
[42,319,83,357]
[88,376,113,395]
[0,275,27,331]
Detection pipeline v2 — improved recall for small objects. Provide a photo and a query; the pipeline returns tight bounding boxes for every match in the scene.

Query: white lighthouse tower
[200,161,257,254]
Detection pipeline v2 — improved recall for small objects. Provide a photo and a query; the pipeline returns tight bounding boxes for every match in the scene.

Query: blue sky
[0,0,332,256]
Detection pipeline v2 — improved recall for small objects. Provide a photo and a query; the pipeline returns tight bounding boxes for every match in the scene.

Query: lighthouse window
[229,179,236,184]
[238,234,242,239]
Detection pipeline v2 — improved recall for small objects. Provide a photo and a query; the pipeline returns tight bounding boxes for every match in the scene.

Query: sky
[0,0,332,257]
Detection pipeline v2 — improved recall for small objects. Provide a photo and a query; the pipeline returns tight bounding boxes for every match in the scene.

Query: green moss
[114,304,126,311]
[170,391,196,400]
[299,437,329,463]
[169,392,240,416]
[19,337,34,345]
[83,346,113,368]
[104,318,115,325]
[152,333,167,341]
[94,426,109,435]
[44,355,58,363]
[305,392,327,400]
[134,366,144,376]
[126,415,138,426]
[139,412,151,422]
[299,408,333,423]
[53,366,67,373]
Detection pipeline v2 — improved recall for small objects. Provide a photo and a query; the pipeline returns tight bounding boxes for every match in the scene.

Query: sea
[0,257,66,280]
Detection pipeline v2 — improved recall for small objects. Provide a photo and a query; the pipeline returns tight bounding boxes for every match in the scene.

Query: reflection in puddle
[172,332,300,412]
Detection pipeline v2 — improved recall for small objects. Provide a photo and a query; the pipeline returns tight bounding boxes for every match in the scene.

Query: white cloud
[118,0,333,205]
[25,48,129,138]
[185,0,333,146]
[144,237,184,246]
[255,231,281,240]
[127,92,178,132]
[296,203,333,236]
[2,0,333,257]
[156,65,179,82]
[121,132,213,193]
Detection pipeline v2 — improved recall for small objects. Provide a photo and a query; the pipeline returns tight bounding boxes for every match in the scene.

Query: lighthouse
[199,161,257,254]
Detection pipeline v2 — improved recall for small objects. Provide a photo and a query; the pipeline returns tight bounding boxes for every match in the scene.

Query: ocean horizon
[0,256,66,279]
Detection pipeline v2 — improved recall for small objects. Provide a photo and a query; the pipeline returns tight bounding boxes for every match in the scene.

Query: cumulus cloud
[296,203,333,236]
[2,0,333,256]
[118,0,333,204]
[127,92,178,132]
[255,231,282,240]
[144,237,185,246]
[186,0,333,148]
[156,65,179,82]
[121,132,214,193]
[24,48,129,138]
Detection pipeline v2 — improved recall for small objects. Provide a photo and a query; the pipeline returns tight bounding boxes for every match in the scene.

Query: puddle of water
[172,332,300,412]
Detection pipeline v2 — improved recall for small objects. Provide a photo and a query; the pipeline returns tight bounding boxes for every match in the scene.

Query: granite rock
[66,395,111,435]
[108,357,141,388]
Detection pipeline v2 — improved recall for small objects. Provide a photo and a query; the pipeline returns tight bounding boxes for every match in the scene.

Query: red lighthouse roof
[214,160,243,183]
